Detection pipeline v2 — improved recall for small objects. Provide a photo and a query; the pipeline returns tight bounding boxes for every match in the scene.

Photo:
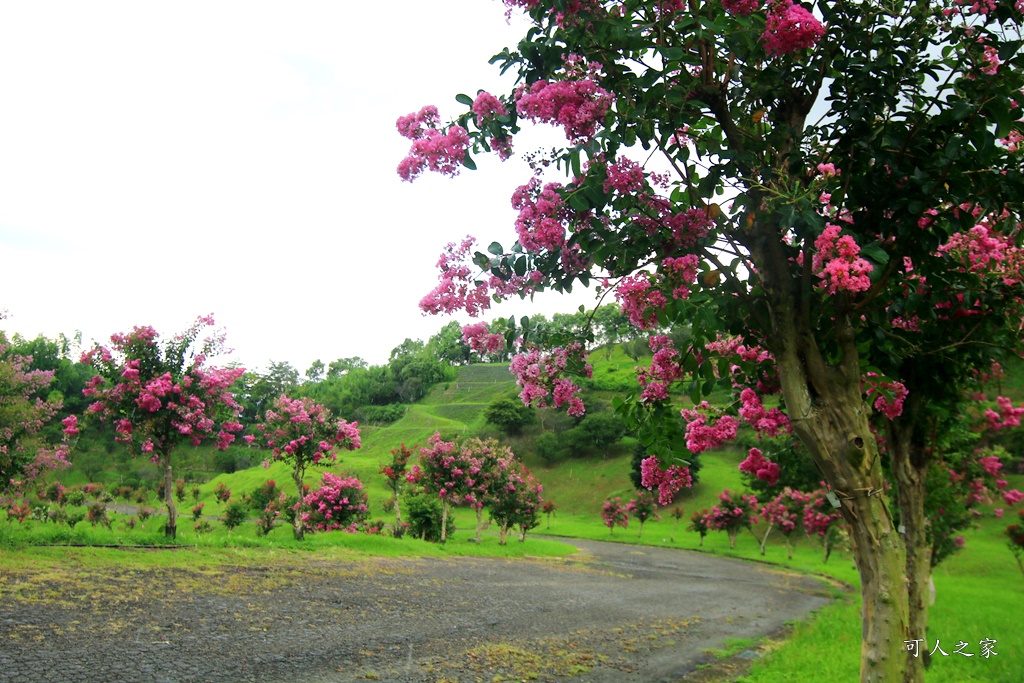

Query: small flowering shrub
[174,479,187,504]
[191,502,204,523]
[137,507,155,529]
[301,473,368,533]
[246,479,281,512]
[64,488,86,507]
[222,500,247,535]
[803,488,846,563]
[704,489,759,548]
[688,510,709,546]
[601,497,630,535]
[5,500,31,524]
[214,483,232,506]
[255,493,289,537]
[760,487,810,558]
[628,491,660,539]
[194,520,213,535]
[86,501,111,529]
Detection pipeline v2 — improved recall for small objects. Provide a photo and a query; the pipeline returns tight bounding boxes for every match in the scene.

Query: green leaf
[488,241,504,256]
[462,151,477,171]
[861,244,890,265]
[455,93,474,106]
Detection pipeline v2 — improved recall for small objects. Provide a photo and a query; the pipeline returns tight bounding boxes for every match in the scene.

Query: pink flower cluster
[636,335,683,401]
[259,394,360,468]
[738,388,791,437]
[863,374,909,420]
[419,432,484,508]
[301,472,368,533]
[722,0,761,15]
[803,489,844,537]
[812,223,873,295]
[760,488,811,535]
[81,317,246,459]
[461,322,506,357]
[601,497,630,532]
[419,237,490,317]
[738,447,781,486]
[613,255,699,330]
[511,178,573,252]
[515,77,614,143]
[471,91,507,127]
[603,158,646,195]
[614,273,667,329]
[639,455,693,506]
[680,402,739,454]
[510,344,591,416]
[703,489,760,532]
[984,396,1024,431]
[761,0,826,57]
[396,104,470,182]
[938,224,1022,287]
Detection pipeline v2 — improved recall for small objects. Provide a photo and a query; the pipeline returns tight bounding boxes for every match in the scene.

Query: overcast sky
[0,0,595,372]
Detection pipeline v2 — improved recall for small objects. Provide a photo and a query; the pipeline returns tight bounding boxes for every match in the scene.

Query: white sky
[0,0,596,372]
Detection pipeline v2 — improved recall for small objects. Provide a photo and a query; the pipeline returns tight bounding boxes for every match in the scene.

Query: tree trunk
[162,459,177,539]
[889,417,932,683]
[292,469,305,541]
[475,506,484,543]
[441,501,449,543]
[759,522,774,556]
[771,313,910,683]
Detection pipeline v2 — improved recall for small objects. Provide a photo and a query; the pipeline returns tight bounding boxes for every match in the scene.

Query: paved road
[0,540,831,683]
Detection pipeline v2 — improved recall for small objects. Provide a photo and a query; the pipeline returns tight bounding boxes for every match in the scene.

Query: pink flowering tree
[252,394,360,540]
[704,489,760,549]
[401,2,1024,680]
[760,487,810,558]
[487,461,545,544]
[78,316,244,538]
[628,491,659,539]
[380,442,413,535]
[601,497,629,535]
[803,487,846,563]
[0,332,71,489]
[417,432,485,543]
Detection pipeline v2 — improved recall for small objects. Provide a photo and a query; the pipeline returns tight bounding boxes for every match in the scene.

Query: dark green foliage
[245,479,281,512]
[213,448,253,474]
[221,501,248,533]
[484,396,536,435]
[404,492,454,543]
[534,432,565,464]
[562,413,625,458]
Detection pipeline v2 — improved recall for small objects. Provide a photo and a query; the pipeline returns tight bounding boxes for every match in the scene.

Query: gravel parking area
[0,539,832,683]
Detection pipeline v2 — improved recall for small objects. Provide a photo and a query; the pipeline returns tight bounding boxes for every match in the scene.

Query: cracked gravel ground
[0,539,831,683]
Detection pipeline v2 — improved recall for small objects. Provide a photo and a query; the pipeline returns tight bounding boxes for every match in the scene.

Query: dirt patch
[0,539,832,682]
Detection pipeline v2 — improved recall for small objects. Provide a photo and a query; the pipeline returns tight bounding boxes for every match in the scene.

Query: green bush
[404,493,454,543]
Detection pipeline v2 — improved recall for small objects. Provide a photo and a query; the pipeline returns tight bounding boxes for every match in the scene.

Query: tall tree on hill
[400,2,1024,681]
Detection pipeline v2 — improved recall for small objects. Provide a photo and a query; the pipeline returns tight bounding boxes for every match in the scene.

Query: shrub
[301,473,368,533]
[86,502,110,528]
[221,501,248,534]
[246,480,281,512]
[404,493,452,542]
[484,396,535,435]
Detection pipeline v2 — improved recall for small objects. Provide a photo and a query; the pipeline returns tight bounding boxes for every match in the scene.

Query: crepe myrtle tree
[250,394,361,540]
[0,328,73,490]
[79,315,245,538]
[399,2,1024,681]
